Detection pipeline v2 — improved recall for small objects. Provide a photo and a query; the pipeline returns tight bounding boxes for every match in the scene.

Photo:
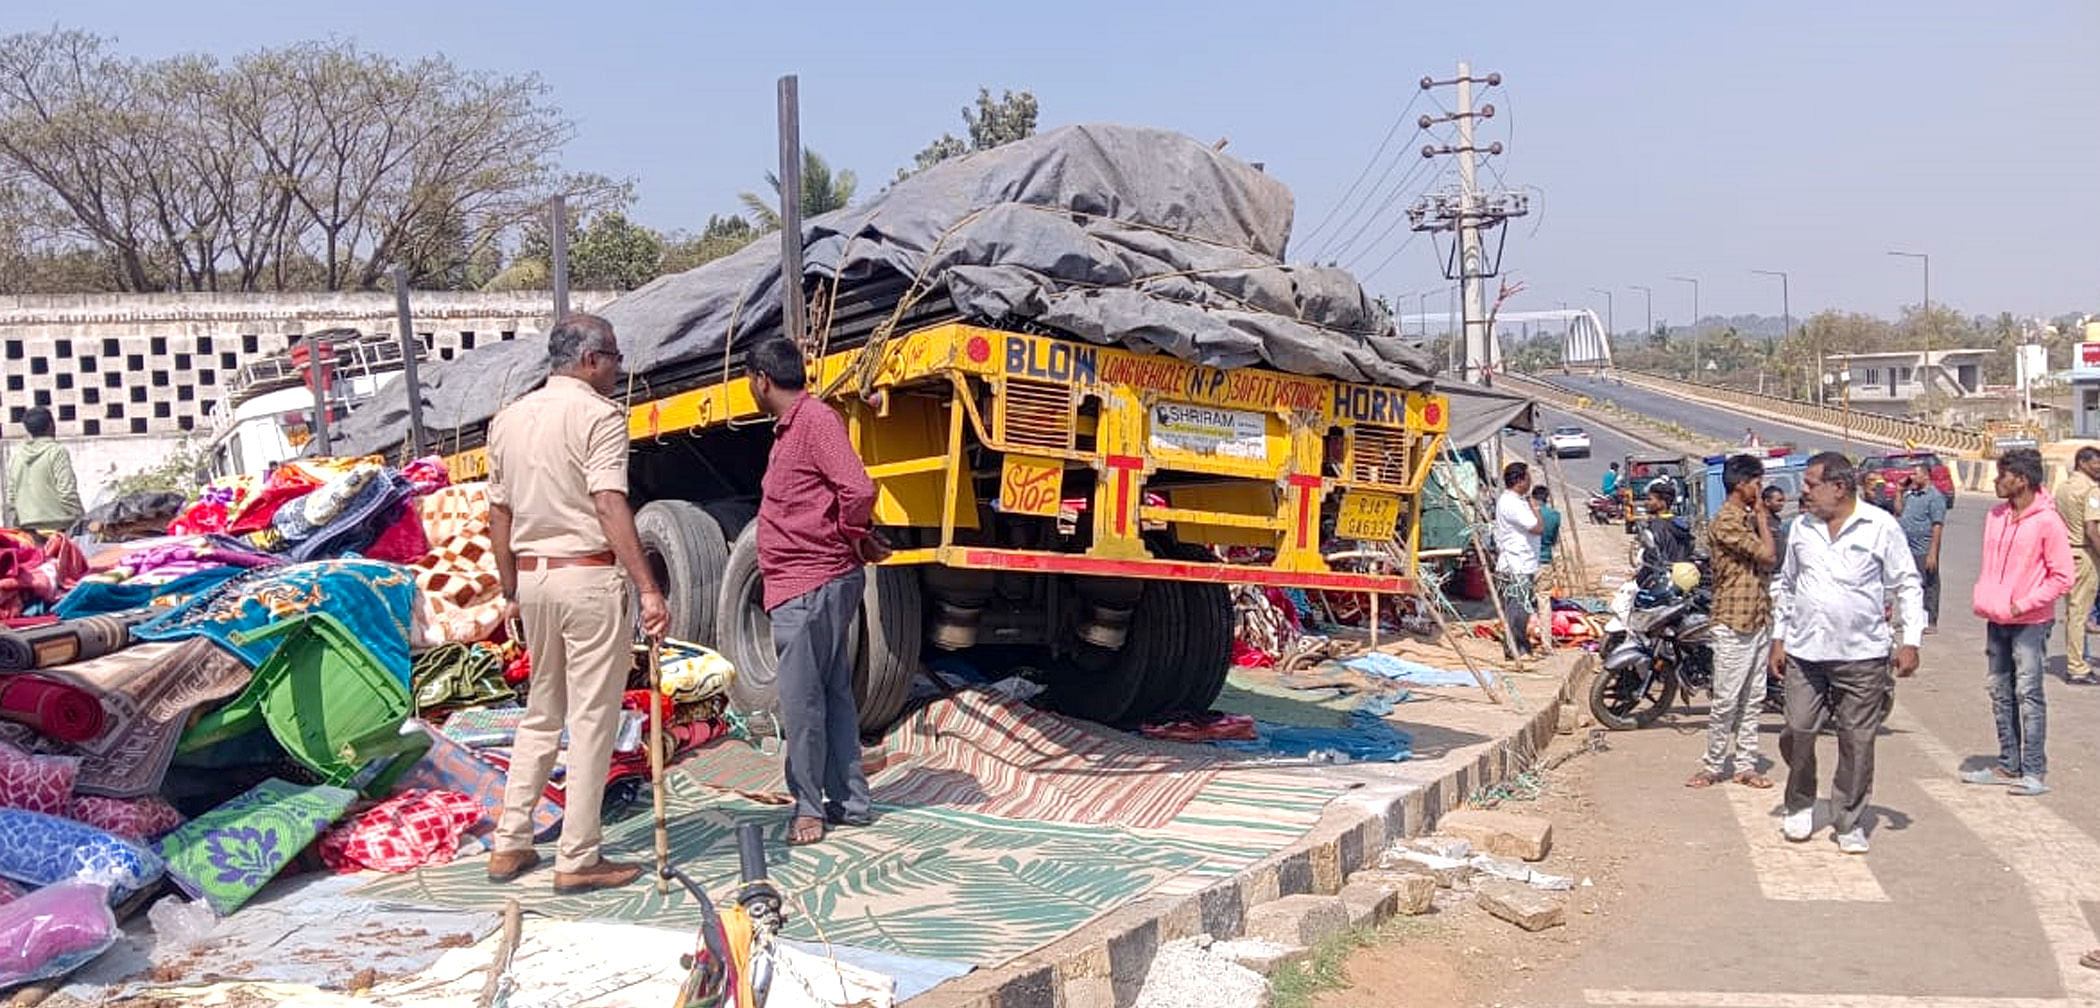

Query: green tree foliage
[739,149,856,233]
[569,212,666,291]
[0,29,624,292]
[902,88,1039,179]
[659,214,760,274]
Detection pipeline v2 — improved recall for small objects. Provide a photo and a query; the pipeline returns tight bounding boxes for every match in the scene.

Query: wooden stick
[477,898,524,1008]
[647,637,671,895]
[1408,551,1505,705]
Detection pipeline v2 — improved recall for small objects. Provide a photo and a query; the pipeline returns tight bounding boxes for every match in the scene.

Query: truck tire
[853,564,922,733]
[716,524,919,734]
[718,525,780,722]
[636,500,729,646]
[1171,581,1235,713]
[1121,585,1193,724]
[1046,582,1173,725]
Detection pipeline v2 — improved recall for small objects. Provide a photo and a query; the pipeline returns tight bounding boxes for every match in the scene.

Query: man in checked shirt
[747,338,890,846]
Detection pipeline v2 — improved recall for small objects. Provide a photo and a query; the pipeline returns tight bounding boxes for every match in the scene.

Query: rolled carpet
[0,676,106,743]
[0,610,152,671]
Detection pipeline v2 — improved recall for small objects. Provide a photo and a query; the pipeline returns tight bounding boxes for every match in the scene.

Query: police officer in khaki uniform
[2058,447,2100,684]
[485,314,670,894]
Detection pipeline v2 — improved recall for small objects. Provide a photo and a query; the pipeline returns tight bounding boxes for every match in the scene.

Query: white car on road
[1548,425,1592,458]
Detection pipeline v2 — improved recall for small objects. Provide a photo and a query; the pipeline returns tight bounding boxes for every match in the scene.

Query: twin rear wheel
[635,500,1233,733]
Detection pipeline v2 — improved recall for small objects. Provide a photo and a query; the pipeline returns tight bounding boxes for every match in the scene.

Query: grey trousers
[1780,656,1891,835]
[1702,623,1770,776]
[771,569,870,822]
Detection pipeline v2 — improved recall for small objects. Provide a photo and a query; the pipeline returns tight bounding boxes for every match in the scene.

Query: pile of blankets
[0,453,743,990]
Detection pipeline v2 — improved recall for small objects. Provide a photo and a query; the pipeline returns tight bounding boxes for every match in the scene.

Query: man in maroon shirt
[748,338,889,846]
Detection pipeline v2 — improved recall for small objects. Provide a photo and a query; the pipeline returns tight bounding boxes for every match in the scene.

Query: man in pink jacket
[1968,448,2072,797]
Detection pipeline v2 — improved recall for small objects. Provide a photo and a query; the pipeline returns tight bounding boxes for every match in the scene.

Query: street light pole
[1888,249,1931,370]
[1629,284,1653,336]
[1752,268,1791,399]
[1670,276,1700,376]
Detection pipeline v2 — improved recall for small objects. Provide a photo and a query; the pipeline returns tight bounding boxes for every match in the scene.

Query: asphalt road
[1500,391,2100,1007]
[1553,374,1903,456]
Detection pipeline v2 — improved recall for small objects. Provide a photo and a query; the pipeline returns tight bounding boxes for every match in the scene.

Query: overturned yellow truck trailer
[333,124,1456,731]
[450,321,1444,729]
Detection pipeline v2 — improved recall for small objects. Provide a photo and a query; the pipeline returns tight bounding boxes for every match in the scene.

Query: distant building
[2069,326,2100,439]
[1828,349,1990,404]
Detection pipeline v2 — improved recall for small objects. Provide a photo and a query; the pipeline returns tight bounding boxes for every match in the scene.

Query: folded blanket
[0,809,164,900]
[135,559,418,686]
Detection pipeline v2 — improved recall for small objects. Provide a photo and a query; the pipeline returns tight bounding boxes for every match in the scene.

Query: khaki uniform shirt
[2055,471,2100,551]
[487,375,629,557]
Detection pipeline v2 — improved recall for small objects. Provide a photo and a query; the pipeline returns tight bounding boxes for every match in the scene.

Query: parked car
[1701,447,1807,519]
[1859,450,1956,510]
[1548,425,1592,458]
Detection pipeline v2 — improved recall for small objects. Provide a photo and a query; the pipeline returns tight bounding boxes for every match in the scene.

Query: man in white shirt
[1492,461,1545,658]
[1769,452,1925,855]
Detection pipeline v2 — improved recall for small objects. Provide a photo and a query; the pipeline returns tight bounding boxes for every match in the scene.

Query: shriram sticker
[1149,404,1266,459]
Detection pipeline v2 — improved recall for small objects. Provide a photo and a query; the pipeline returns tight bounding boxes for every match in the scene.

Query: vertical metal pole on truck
[777,75,807,349]
[390,265,427,461]
[306,336,334,457]
[550,194,571,320]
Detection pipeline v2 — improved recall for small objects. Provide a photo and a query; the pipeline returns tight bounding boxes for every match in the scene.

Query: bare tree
[0,29,620,292]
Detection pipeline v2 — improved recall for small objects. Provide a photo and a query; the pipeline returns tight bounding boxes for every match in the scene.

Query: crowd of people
[1502,442,2083,857]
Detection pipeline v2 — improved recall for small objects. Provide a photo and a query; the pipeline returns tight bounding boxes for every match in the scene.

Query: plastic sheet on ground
[1341,652,1484,688]
[73,917,969,1008]
[54,873,501,1000]
[1210,709,1412,762]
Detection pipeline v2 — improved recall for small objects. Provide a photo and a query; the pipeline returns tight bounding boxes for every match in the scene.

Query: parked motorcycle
[1589,560,1717,730]
[1586,493,1625,525]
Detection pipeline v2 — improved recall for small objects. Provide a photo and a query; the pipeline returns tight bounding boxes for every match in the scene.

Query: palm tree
[739,149,857,232]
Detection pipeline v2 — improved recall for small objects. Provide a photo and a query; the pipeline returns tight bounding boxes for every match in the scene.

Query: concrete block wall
[0,291,616,442]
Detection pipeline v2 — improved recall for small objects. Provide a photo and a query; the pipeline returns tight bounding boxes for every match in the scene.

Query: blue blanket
[54,567,250,620]
[134,560,418,686]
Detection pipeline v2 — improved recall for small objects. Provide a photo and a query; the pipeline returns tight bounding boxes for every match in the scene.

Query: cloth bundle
[411,642,515,713]
[0,610,151,671]
[0,676,105,743]
[0,533,85,620]
[0,740,78,815]
[317,788,480,873]
[0,881,120,988]
[0,809,164,900]
[0,639,249,798]
[409,483,504,646]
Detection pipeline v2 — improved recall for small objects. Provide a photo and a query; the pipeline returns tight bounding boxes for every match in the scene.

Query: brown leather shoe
[487,848,542,884]
[552,858,644,895]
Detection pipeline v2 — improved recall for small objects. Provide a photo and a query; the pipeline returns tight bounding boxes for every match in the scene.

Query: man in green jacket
[7,408,83,534]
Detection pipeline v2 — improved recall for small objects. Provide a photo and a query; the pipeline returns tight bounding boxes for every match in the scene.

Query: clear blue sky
[10,0,2096,326]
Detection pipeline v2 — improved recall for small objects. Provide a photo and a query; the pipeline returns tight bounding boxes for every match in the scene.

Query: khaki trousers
[2067,554,2098,678]
[494,565,631,872]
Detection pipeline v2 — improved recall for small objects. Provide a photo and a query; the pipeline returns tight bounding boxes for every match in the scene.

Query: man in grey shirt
[1769,452,1925,855]
[1894,464,1947,633]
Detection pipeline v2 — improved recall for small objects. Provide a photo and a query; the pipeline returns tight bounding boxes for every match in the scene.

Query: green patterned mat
[356,769,1201,965]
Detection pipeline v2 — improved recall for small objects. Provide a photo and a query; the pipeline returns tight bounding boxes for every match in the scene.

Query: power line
[1311,148,1444,264]
[1295,90,1426,252]
[1343,160,1454,274]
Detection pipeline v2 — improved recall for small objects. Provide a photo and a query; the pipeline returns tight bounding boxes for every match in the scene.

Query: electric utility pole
[1410,63,1527,385]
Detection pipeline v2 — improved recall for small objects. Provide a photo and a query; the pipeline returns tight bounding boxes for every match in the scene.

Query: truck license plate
[1335,491,1402,541]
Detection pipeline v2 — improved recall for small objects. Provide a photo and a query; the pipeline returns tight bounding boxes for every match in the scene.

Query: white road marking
[1584,990,2079,1007]
[1720,785,1888,901]
[1890,709,2100,1003]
